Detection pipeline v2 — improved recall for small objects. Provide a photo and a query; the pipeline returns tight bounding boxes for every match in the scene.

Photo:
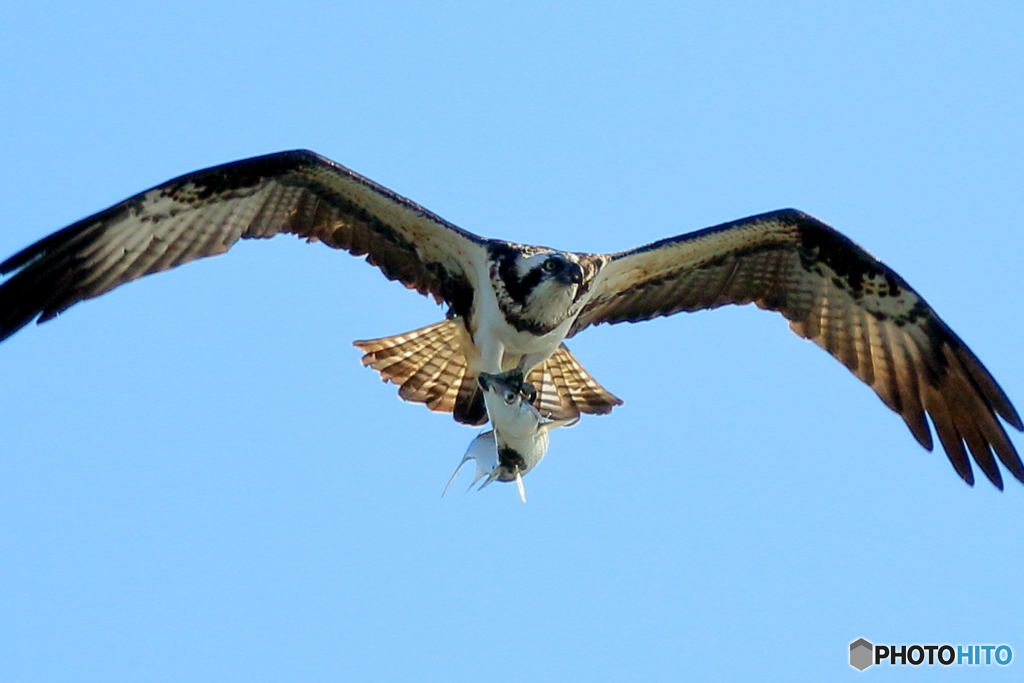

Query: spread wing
[0,150,488,341]
[571,209,1023,489]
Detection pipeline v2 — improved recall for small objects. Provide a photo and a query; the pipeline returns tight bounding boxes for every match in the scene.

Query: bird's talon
[485,368,526,392]
[522,382,538,405]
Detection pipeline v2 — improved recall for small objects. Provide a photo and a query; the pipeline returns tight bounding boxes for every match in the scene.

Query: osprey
[0,150,1021,489]
[443,372,578,502]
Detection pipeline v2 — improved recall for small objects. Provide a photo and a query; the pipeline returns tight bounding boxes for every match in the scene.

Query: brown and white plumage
[0,150,484,334]
[354,320,621,425]
[0,150,1020,488]
[0,150,617,426]
[571,210,1023,488]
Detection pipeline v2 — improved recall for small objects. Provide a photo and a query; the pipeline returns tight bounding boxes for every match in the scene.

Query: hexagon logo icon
[849,638,874,671]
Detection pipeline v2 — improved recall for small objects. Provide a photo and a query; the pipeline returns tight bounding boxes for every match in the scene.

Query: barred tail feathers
[353,320,487,425]
[526,344,624,421]
[354,323,622,425]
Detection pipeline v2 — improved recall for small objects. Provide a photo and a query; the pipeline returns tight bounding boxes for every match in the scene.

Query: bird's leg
[474,333,537,403]
[521,380,538,406]
[514,354,551,406]
[513,365,538,406]
[485,367,524,391]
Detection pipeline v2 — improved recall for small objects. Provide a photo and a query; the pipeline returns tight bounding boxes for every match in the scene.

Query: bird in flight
[1,150,1020,488]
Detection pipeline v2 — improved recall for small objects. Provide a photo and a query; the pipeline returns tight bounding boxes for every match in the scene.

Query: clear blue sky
[1,2,1022,680]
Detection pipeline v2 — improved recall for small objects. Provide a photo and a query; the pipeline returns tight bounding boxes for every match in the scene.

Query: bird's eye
[504,390,517,404]
[542,258,558,272]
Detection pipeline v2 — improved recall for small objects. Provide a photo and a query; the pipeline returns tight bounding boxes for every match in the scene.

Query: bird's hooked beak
[477,372,496,392]
[556,261,584,285]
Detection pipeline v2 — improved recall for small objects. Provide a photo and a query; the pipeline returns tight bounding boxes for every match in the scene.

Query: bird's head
[490,246,592,333]
[514,252,585,309]
[521,252,584,286]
